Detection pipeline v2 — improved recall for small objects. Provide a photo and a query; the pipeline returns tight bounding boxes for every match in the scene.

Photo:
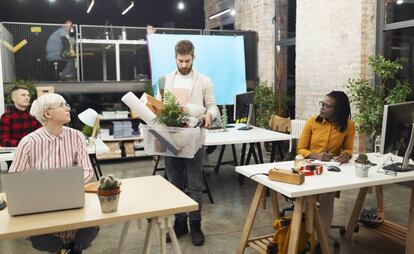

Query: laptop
[2,167,85,216]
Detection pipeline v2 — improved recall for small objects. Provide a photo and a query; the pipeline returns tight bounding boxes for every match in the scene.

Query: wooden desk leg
[157,217,168,254]
[237,184,265,254]
[287,196,304,254]
[165,217,183,254]
[116,221,130,254]
[260,187,267,210]
[406,182,414,254]
[305,196,316,234]
[345,187,369,240]
[143,219,155,254]
[271,191,280,219]
[313,201,329,254]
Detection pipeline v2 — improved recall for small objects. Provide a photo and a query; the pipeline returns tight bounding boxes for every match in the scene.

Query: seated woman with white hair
[9,93,99,254]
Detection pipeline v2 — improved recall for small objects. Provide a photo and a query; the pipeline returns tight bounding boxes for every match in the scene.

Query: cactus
[98,174,121,190]
[355,154,370,165]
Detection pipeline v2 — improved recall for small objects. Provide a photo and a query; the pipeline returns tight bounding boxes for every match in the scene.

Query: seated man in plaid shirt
[0,85,41,148]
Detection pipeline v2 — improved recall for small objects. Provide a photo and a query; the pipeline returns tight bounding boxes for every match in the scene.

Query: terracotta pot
[97,188,121,213]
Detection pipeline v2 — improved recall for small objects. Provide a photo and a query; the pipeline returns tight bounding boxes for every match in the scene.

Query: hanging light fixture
[86,0,95,13]
[178,1,185,10]
[122,0,134,15]
[208,8,231,20]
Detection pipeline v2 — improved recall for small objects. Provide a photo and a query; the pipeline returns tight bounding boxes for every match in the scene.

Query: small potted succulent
[97,174,121,213]
[355,153,371,178]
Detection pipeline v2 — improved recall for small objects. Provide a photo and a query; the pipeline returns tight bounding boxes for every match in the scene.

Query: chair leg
[214,145,226,174]
[202,169,214,204]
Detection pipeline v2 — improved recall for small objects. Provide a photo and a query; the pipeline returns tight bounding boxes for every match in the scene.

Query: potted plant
[154,92,190,148]
[97,174,121,213]
[154,92,187,128]
[347,55,412,151]
[253,81,290,154]
[355,154,371,178]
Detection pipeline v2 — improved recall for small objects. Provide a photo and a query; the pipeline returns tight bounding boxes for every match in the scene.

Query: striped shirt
[9,126,93,243]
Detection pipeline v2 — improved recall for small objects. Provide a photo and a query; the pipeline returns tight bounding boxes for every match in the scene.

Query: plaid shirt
[0,106,42,147]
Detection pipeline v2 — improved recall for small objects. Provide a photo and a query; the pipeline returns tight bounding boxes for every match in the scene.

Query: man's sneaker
[190,221,204,246]
[166,220,188,243]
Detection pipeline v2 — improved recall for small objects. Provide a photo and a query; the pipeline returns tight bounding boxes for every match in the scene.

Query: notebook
[2,167,85,216]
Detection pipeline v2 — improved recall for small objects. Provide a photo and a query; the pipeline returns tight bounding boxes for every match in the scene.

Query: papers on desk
[307,160,341,167]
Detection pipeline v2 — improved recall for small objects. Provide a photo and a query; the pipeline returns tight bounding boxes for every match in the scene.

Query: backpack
[267,216,315,254]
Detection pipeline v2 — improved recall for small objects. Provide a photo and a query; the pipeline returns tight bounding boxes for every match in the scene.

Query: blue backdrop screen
[148,34,246,105]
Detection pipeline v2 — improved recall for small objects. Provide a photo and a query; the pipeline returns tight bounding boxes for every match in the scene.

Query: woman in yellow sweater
[297,91,356,242]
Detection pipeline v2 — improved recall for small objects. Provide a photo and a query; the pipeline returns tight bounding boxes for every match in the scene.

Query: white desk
[0,152,14,162]
[204,125,291,146]
[205,125,291,183]
[236,154,414,254]
[0,176,198,254]
[0,140,109,162]
[78,38,147,81]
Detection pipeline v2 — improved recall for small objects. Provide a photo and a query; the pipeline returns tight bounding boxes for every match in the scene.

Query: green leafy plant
[154,92,187,127]
[81,125,99,137]
[144,82,154,96]
[98,174,121,190]
[347,55,411,138]
[254,81,288,128]
[82,125,93,137]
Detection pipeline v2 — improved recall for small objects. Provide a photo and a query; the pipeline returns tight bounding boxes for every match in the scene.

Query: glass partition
[1,22,79,82]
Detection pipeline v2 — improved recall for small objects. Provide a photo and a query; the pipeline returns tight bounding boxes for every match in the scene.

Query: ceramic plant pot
[97,188,121,213]
[355,163,370,178]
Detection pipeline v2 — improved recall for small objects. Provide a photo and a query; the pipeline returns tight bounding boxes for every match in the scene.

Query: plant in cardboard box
[154,92,187,127]
[152,92,202,157]
[97,174,121,213]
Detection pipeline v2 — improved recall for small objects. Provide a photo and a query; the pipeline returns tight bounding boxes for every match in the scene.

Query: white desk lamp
[78,108,100,138]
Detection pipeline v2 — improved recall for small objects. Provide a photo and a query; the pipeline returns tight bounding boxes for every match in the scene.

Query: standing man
[0,85,41,147]
[162,40,218,246]
[46,20,76,80]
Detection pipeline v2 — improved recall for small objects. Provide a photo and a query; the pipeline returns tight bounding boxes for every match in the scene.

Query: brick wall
[295,0,376,120]
[205,0,276,87]
[296,0,376,152]
[204,1,222,29]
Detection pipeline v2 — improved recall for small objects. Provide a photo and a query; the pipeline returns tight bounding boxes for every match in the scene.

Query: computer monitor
[234,91,255,130]
[380,101,414,172]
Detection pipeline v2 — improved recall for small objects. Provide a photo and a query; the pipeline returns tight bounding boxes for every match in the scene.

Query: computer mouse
[327,165,341,172]
[0,199,6,210]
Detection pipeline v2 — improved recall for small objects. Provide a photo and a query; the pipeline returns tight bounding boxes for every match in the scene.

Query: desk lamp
[78,108,100,138]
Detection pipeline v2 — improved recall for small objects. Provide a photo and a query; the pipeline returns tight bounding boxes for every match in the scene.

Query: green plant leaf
[154,92,187,127]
